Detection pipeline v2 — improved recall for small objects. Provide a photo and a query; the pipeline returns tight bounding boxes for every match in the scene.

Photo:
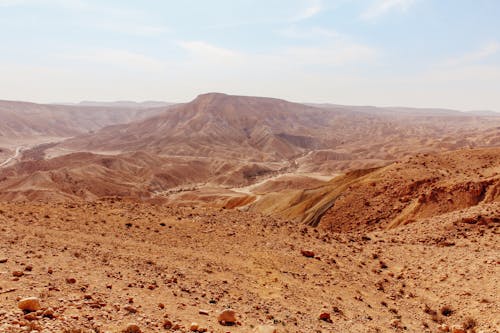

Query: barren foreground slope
[0,198,498,333]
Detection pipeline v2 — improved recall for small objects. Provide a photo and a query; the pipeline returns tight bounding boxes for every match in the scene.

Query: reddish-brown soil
[0,199,498,332]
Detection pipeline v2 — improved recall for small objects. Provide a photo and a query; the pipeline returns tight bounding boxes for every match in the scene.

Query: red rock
[65,277,76,284]
[18,297,41,312]
[42,308,55,319]
[319,312,332,322]
[301,249,315,258]
[124,305,137,313]
[163,319,173,329]
[190,322,199,331]
[23,313,38,321]
[217,309,237,325]
[122,324,141,333]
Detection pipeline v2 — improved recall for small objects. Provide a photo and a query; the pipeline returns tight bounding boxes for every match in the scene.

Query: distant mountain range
[0,92,499,201]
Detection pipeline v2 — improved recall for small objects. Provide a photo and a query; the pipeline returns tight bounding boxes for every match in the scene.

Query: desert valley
[0,93,498,333]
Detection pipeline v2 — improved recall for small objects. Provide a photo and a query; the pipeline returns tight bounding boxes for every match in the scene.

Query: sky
[0,0,499,111]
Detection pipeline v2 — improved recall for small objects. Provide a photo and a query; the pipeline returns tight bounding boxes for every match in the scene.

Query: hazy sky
[1,0,499,111]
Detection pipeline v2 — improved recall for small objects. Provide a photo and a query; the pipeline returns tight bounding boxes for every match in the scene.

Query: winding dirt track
[0,146,23,168]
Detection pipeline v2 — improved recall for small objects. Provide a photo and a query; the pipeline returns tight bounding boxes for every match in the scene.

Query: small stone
[0,258,8,263]
[319,312,332,322]
[23,313,38,321]
[199,309,209,315]
[254,325,278,333]
[301,249,315,258]
[12,271,24,277]
[124,305,138,313]
[163,320,173,329]
[65,277,76,284]
[18,297,41,312]
[451,327,466,333]
[217,309,237,325]
[190,322,199,331]
[42,308,55,319]
[122,324,141,333]
[390,319,403,329]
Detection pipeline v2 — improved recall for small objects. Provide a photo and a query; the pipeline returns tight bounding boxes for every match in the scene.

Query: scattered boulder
[190,322,199,331]
[122,324,141,333]
[217,309,237,325]
[199,309,209,315]
[18,297,41,312]
[66,277,76,284]
[301,249,315,258]
[124,305,138,313]
[42,308,55,319]
[12,271,24,277]
[0,258,7,263]
[390,319,403,329]
[319,312,332,323]
[163,319,173,329]
[24,312,38,321]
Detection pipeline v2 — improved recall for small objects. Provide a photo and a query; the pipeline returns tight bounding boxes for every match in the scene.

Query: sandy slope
[0,200,498,333]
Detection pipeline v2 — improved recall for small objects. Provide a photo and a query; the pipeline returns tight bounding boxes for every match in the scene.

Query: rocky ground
[0,199,498,332]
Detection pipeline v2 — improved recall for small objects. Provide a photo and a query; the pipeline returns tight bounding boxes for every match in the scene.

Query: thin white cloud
[276,25,377,66]
[0,0,89,9]
[292,0,323,21]
[279,26,343,40]
[178,41,243,65]
[443,41,500,67]
[285,43,378,66]
[64,48,166,71]
[94,22,169,37]
[0,0,170,36]
[0,0,25,5]
[177,38,377,71]
[361,0,417,20]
